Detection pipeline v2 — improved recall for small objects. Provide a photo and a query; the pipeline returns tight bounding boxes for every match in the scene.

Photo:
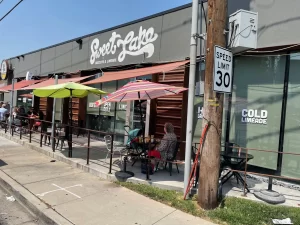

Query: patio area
[2,129,300,208]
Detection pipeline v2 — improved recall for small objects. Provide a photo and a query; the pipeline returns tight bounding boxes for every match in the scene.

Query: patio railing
[4,115,299,199]
[0,116,117,174]
[0,115,189,180]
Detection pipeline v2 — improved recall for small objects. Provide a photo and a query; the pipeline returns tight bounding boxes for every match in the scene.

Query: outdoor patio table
[129,139,160,166]
[220,151,254,192]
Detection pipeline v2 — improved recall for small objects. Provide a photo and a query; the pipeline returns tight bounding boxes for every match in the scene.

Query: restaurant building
[1,0,300,180]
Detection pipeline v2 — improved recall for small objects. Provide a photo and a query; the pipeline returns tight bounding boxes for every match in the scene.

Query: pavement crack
[151,209,177,225]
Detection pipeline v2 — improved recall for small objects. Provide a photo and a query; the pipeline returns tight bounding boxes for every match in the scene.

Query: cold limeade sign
[241,109,268,125]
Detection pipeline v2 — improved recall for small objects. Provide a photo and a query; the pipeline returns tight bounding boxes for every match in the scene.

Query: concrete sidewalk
[0,136,215,225]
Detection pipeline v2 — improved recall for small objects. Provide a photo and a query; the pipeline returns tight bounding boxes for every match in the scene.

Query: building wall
[8,5,202,78]
[250,0,300,48]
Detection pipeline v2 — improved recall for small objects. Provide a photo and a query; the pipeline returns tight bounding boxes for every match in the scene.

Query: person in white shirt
[0,104,8,121]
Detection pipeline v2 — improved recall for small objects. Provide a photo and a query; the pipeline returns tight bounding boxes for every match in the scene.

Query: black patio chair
[156,141,180,176]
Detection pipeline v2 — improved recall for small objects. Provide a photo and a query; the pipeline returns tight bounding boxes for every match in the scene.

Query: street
[0,185,40,225]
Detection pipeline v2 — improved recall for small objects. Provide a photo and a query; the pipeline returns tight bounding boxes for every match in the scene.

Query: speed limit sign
[213,46,233,93]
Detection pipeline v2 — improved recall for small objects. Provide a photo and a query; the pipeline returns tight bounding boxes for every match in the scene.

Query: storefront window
[130,75,151,130]
[193,61,227,146]
[85,76,152,143]
[54,98,62,121]
[16,90,33,110]
[282,53,300,178]
[229,56,286,170]
[99,81,116,133]
[192,62,204,144]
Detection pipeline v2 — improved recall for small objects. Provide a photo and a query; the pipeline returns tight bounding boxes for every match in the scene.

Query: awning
[22,76,93,90]
[19,93,33,98]
[1,79,43,91]
[83,60,189,85]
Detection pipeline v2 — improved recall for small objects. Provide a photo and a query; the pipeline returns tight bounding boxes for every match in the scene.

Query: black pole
[277,53,290,174]
[19,123,22,140]
[109,134,114,174]
[138,92,149,180]
[40,121,43,147]
[113,81,118,133]
[52,122,56,152]
[29,129,32,143]
[225,57,235,152]
[68,90,73,158]
[87,130,90,165]
[98,83,102,139]
[268,177,273,191]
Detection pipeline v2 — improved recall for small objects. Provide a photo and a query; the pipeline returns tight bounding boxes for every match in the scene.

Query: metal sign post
[9,78,14,134]
[51,75,58,151]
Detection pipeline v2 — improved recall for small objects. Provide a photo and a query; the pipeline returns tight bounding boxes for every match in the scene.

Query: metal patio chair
[103,135,126,165]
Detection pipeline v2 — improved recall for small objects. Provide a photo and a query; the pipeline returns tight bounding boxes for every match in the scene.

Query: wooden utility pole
[198,0,228,209]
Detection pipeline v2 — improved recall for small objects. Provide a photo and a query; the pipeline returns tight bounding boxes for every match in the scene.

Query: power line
[0,0,24,23]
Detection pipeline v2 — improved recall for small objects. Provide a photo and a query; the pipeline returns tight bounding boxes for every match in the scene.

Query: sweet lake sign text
[90,26,158,65]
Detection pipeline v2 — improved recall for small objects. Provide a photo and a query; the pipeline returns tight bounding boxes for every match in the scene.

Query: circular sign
[1,60,8,80]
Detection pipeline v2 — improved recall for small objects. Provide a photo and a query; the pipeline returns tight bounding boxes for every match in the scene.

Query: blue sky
[0,0,190,60]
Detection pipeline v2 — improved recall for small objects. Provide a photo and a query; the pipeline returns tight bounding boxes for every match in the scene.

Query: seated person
[148,122,177,167]
[28,109,38,130]
[17,106,28,126]
[33,110,44,130]
[11,107,21,127]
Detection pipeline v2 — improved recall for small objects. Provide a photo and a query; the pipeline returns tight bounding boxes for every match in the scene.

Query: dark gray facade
[5,0,300,78]
[9,4,202,78]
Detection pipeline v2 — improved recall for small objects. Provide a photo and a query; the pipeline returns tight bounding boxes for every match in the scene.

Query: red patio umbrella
[0,89,9,93]
[95,80,188,179]
[95,80,188,106]
[19,93,33,98]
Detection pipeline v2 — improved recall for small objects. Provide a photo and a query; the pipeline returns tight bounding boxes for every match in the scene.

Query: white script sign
[89,102,111,113]
[90,26,158,65]
[241,109,268,125]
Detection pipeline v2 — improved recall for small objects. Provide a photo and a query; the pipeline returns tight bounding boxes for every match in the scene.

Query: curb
[0,132,184,192]
[0,170,73,225]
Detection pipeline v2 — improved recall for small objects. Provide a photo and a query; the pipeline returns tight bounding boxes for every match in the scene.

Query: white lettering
[90,26,158,65]
[246,117,253,123]
[119,104,127,111]
[248,109,254,118]
[261,110,268,119]
[241,109,268,125]
[242,109,247,117]
[102,102,111,112]
[89,102,96,108]
[262,119,267,125]
[254,110,260,118]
